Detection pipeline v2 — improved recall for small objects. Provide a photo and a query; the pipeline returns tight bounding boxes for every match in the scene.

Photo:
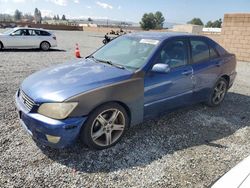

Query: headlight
[38,102,78,120]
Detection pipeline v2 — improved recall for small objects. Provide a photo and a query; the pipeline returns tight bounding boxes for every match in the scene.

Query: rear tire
[80,102,129,150]
[206,77,228,107]
[40,41,50,51]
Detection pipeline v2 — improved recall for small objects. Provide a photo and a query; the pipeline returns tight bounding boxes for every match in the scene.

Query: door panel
[189,37,222,102]
[26,30,41,47]
[19,30,38,47]
[144,65,194,118]
[191,58,222,101]
[144,38,194,119]
[4,29,23,47]
[20,36,38,47]
[5,29,38,48]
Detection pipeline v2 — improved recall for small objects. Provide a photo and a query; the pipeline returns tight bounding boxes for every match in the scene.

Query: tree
[205,19,222,28]
[213,19,222,28]
[154,11,165,29]
[140,13,156,30]
[14,9,22,21]
[23,13,34,22]
[62,14,66,20]
[187,18,204,26]
[53,15,57,20]
[34,8,42,23]
[44,16,52,20]
[56,15,60,20]
[140,11,165,30]
[0,13,13,22]
[88,17,93,22]
[205,21,213,27]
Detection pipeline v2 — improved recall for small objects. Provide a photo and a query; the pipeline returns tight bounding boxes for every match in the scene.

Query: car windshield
[2,28,15,35]
[92,36,159,70]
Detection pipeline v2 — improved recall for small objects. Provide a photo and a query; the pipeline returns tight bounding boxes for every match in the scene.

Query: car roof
[13,27,49,31]
[126,32,205,41]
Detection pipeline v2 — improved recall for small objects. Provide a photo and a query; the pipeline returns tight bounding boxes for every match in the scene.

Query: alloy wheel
[212,80,227,105]
[41,42,50,51]
[91,108,125,147]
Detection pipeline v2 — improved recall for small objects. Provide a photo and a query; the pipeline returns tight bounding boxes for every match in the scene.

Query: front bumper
[15,92,87,148]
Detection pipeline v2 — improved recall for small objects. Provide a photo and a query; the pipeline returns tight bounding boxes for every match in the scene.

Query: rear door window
[190,38,210,63]
[28,30,36,36]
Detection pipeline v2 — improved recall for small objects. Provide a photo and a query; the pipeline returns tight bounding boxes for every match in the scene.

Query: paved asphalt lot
[0,29,250,187]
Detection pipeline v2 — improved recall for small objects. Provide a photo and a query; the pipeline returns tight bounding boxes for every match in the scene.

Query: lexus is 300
[15,32,237,150]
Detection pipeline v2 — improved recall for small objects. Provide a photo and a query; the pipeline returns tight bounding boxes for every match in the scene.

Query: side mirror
[152,63,170,73]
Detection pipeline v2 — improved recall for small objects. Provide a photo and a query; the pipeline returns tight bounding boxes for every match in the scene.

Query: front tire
[40,41,50,51]
[80,103,129,150]
[206,77,228,107]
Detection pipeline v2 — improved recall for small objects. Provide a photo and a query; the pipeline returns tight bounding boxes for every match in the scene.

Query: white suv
[0,27,57,51]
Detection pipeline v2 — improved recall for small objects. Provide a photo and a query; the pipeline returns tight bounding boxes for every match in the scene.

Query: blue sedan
[15,32,237,150]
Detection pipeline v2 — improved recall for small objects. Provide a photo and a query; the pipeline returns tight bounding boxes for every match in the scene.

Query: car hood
[21,59,133,103]
[0,34,8,37]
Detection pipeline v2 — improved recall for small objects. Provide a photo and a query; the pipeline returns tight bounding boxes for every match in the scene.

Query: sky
[0,0,250,23]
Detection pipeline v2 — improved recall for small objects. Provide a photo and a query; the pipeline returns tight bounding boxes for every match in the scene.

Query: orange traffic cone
[75,43,81,58]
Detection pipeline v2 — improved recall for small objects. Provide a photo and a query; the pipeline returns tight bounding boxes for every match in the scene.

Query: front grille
[19,90,35,111]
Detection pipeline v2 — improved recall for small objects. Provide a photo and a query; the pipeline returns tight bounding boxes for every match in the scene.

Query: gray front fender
[66,77,144,126]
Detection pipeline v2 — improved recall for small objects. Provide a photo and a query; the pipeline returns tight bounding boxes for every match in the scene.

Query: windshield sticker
[140,39,159,45]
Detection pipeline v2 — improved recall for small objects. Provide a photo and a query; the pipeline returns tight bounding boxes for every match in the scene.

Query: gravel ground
[0,30,250,188]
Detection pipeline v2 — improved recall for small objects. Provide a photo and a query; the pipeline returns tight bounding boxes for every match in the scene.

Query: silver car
[0,27,57,51]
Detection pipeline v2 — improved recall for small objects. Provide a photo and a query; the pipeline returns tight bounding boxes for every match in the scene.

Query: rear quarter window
[210,47,220,59]
[207,38,228,57]
[215,44,228,56]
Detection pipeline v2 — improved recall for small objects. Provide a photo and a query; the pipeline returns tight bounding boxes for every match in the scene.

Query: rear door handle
[182,70,193,76]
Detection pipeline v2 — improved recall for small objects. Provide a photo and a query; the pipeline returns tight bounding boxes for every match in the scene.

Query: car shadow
[38,92,250,173]
[0,48,66,52]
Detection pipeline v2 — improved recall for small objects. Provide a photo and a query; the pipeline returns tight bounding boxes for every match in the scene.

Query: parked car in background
[15,32,237,150]
[0,27,57,51]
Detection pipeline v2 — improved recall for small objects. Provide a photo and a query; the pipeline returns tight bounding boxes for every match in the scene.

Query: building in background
[209,13,250,62]
[171,24,203,34]
[79,23,98,28]
[42,19,78,26]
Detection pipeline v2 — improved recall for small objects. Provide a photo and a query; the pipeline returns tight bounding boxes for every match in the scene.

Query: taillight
[53,36,56,40]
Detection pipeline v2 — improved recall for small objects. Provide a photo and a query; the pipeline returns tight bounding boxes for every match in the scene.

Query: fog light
[46,135,61,144]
